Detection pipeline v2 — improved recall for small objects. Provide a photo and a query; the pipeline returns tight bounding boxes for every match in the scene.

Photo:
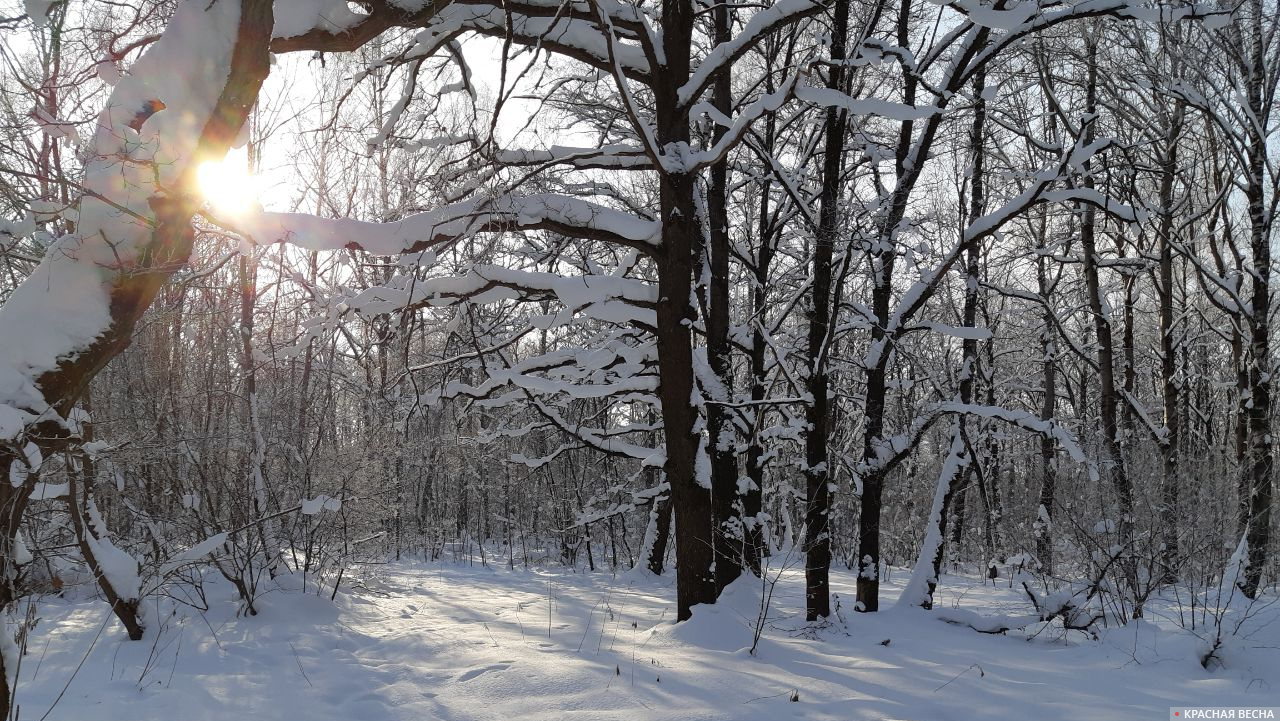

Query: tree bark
[932,68,987,599]
[654,0,716,621]
[1239,0,1272,599]
[1077,33,1135,592]
[706,0,742,593]
[68,442,144,641]
[804,0,850,621]
[645,491,674,575]
[1035,211,1058,575]
[1155,99,1184,581]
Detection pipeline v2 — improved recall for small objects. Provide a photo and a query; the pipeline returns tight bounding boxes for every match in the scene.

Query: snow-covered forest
[0,0,1278,718]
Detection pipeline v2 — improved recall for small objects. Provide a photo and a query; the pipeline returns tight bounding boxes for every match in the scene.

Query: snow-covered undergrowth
[13,562,1280,721]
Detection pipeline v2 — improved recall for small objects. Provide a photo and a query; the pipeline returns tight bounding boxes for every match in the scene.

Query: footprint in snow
[457,662,513,682]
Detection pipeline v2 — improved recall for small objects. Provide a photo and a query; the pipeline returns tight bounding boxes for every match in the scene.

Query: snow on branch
[677,0,821,107]
[958,0,1227,88]
[573,481,667,527]
[794,84,942,121]
[497,390,659,464]
[495,145,652,170]
[272,0,652,81]
[273,0,367,40]
[686,76,801,170]
[896,431,968,609]
[238,194,660,255]
[862,135,1135,372]
[933,402,1086,462]
[965,186,1139,242]
[862,402,1085,479]
[343,264,658,331]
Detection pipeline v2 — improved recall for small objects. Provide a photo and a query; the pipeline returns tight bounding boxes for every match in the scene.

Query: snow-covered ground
[14,559,1280,721]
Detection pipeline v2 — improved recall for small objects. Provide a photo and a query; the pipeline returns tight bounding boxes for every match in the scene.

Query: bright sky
[198,34,568,218]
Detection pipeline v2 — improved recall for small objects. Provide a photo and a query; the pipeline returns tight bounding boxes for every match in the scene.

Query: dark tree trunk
[654,0,716,621]
[706,0,742,593]
[647,491,674,575]
[1077,35,1135,588]
[804,0,850,621]
[1156,100,1184,581]
[931,67,987,601]
[68,437,144,641]
[1035,215,1058,575]
[743,121,775,578]
[855,0,991,613]
[1240,0,1272,599]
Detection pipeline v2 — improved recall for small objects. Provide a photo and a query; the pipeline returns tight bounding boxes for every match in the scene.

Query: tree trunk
[1240,0,1272,598]
[743,121,775,578]
[1156,100,1184,581]
[1035,218,1058,575]
[804,0,850,621]
[1078,34,1135,591]
[240,250,281,574]
[68,442,144,641]
[655,0,716,620]
[930,68,987,601]
[706,0,742,593]
[645,490,674,575]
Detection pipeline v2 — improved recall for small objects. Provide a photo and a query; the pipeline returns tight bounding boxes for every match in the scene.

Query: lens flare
[196,157,260,216]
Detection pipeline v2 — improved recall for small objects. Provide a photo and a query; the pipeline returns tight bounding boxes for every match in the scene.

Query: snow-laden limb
[441,5,651,78]
[301,494,343,515]
[155,532,229,577]
[677,0,821,107]
[429,337,658,406]
[238,194,660,255]
[964,184,1138,242]
[494,145,652,170]
[690,76,800,169]
[82,499,141,602]
[951,0,1224,90]
[794,84,942,121]
[271,0,652,81]
[942,0,1038,31]
[862,135,1131,371]
[934,402,1086,462]
[940,577,1109,635]
[336,264,658,329]
[273,0,367,39]
[29,482,67,501]
[935,607,1043,633]
[475,350,661,463]
[573,481,667,527]
[862,402,1085,480]
[897,430,967,609]
[484,366,657,401]
[525,395,659,462]
[0,0,262,442]
[1173,237,1250,316]
[30,105,79,143]
[364,57,427,153]
[22,0,55,27]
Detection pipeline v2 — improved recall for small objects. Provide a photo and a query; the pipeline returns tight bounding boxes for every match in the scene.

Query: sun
[196,153,261,216]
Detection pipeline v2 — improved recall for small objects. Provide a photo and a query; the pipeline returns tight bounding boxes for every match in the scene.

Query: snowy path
[15,561,1280,721]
